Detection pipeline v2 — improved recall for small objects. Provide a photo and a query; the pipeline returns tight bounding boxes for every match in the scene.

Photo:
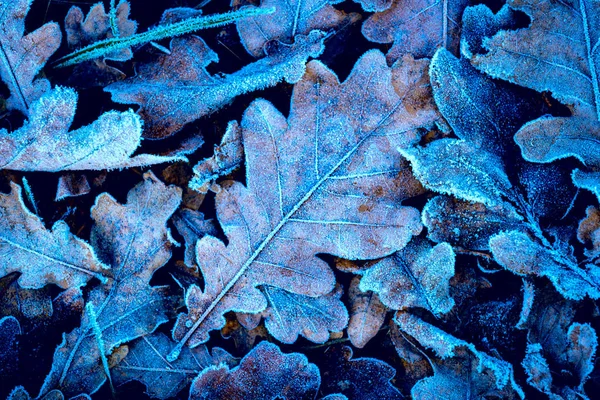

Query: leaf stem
[54,6,275,68]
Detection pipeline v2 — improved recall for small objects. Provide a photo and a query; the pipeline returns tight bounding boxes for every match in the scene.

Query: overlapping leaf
[169,49,437,359]
[235,0,359,57]
[347,276,387,348]
[0,182,107,289]
[362,0,469,61]
[0,0,61,114]
[40,173,182,397]
[359,239,456,315]
[189,341,320,399]
[105,31,326,138]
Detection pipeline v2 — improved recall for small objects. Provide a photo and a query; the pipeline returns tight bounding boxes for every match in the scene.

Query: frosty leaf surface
[466,0,600,120]
[515,116,600,167]
[396,312,524,399]
[190,121,244,193]
[239,285,348,344]
[353,0,392,12]
[0,0,61,114]
[430,48,543,155]
[522,343,555,398]
[0,87,184,171]
[189,341,320,400]
[0,316,21,378]
[235,0,358,57]
[40,173,182,397]
[399,139,513,207]
[172,209,216,273]
[489,230,600,300]
[347,276,387,348]
[170,49,435,358]
[362,0,469,61]
[112,333,236,400]
[320,346,403,399]
[0,182,107,289]
[423,195,524,251]
[105,31,326,138]
[359,239,455,315]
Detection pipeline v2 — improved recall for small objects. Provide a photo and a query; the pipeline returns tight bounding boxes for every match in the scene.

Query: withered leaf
[172,208,217,274]
[105,32,326,138]
[423,195,524,251]
[238,284,349,344]
[112,333,237,400]
[489,230,600,300]
[0,87,185,171]
[0,181,107,289]
[189,341,320,400]
[320,346,403,399]
[395,311,525,399]
[0,0,61,114]
[235,0,359,57]
[189,121,244,193]
[170,49,436,359]
[359,239,456,315]
[0,316,21,378]
[362,0,469,61]
[40,173,182,397]
[347,276,387,349]
[64,1,137,87]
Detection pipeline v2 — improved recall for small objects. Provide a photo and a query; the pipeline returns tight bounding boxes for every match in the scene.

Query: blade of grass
[54,6,274,68]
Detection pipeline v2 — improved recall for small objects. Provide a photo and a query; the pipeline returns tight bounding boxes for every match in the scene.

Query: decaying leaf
[189,341,320,399]
[489,230,600,300]
[320,346,403,399]
[64,1,137,86]
[0,181,107,289]
[347,276,387,348]
[0,87,185,171]
[170,48,436,359]
[112,332,237,399]
[362,0,469,61]
[0,0,61,114]
[0,316,21,379]
[55,174,91,201]
[235,0,359,57]
[359,239,456,315]
[105,31,326,138]
[189,121,244,193]
[395,311,525,399]
[40,173,182,397]
[238,284,349,344]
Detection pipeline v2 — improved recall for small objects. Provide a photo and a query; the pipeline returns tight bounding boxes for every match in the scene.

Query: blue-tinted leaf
[64,1,137,87]
[362,0,469,61]
[112,333,236,400]
[578,205,600,260]
[0,182,107,289]
[0,87,185,171]
[172,209,216,274]
[573,169,600,205]
[40,173,182,397]
[399,139,513,207]
[235,0,358,57]
[240,285,348,344]
[189,341,320,400]
[430,48,544,156]
[320,346,403,399]
[189,121,244,193]
[522,343,555,397]
[170,50,433,358]
[359,239,455,315]
[395,311,524,399]
[347,276,387,348]
[465,0,600,121]
[353,0,392,12]
[489,230,600,300]
[515,116,600,166]
[0,0,61,114]
[460,4,522,58]
[423,195,524,251]
[105,31,326,138]
[7,386,66,400]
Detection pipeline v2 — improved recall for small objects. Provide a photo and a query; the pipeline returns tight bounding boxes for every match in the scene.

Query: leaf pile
[1,0,600,399]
